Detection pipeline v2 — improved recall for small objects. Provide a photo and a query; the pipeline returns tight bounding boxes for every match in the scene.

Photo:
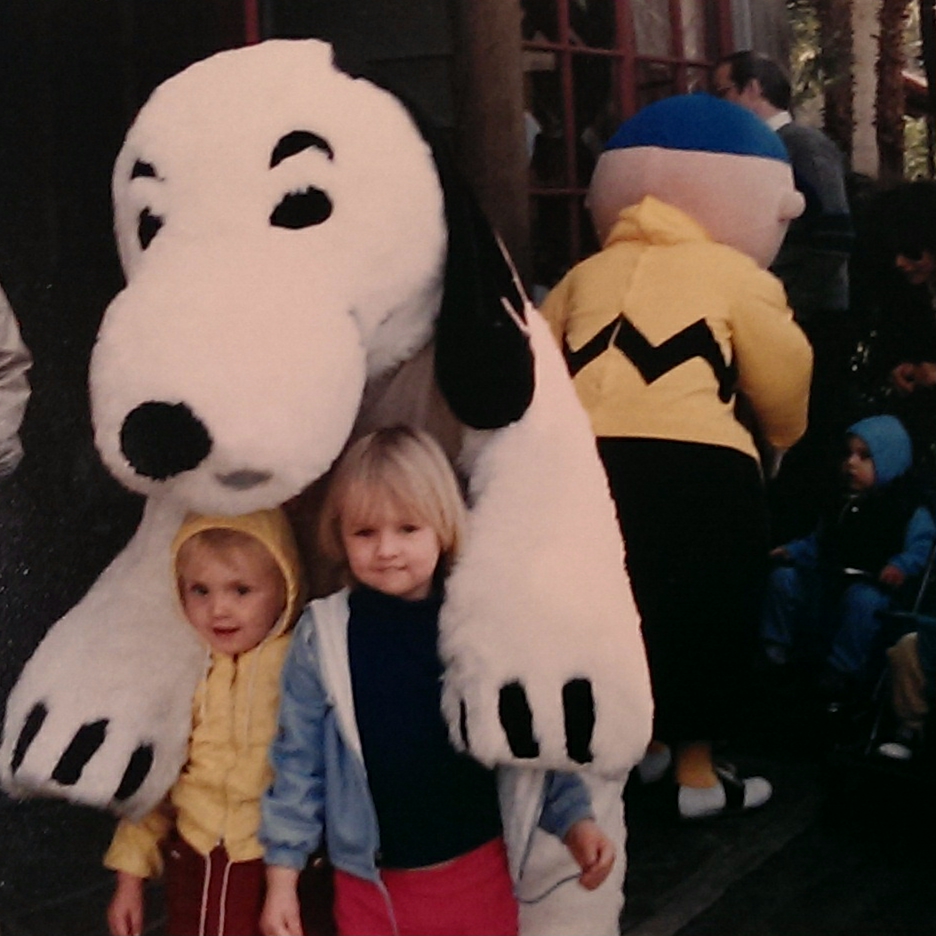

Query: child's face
[179,545,286,656]
[341,500,442,602]
[842,435,876,494]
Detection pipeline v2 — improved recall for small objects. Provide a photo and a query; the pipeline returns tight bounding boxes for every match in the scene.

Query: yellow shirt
[540,195,812,459]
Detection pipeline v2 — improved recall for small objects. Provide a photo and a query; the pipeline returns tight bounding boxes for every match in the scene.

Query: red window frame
[523,0,734,290]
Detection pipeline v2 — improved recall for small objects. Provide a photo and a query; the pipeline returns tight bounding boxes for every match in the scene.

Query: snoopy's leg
[517,775,626,936]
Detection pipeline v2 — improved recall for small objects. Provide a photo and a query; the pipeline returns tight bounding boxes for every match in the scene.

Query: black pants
[598,437,768,743]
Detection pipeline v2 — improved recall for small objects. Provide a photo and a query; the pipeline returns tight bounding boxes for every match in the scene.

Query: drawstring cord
[198,851,211,936]
[216,854,233,936]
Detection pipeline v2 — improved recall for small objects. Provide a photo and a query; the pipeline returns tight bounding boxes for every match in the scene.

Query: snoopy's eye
[138,208,164,250]
[270,187,333,229]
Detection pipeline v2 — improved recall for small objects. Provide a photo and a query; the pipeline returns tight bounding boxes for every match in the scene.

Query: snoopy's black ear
[431,158,536,430]
[403,115,534,430]
[331,62,535,429]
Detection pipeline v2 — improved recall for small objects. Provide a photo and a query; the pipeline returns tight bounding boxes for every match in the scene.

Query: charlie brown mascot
[541,93,813,820]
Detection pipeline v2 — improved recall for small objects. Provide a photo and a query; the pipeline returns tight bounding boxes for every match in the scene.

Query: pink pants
[333,838,519,936]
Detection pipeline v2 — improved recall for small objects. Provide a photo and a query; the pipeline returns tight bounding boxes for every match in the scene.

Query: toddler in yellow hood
[104,508,305,936]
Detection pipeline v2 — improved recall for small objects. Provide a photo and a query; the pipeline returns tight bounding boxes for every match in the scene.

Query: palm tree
[877,0,913,184]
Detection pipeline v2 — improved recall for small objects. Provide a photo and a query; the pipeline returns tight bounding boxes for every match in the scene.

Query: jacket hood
[606,195,712,249]
[846,415,913,488]
[171,507,305,639]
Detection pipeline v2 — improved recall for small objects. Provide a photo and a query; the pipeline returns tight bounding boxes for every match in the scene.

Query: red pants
[163,834,335,936]
[163,835,265,936]
[333,838,518,936]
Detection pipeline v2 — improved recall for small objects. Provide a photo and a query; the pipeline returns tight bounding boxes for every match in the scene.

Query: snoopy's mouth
[215,469,273,490]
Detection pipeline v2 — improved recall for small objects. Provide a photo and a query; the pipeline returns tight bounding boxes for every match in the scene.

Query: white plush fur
[1,40,651,827]
[518,774,626,936]
[441,311,653,777]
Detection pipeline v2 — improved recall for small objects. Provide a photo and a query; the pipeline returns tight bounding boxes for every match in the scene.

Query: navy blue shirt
[347,586,502,868]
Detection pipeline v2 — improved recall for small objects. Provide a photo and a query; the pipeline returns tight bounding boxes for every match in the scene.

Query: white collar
[766,111,793,131]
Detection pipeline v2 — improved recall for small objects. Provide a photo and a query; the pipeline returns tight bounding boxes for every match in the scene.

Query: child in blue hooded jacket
[761,414,935,697]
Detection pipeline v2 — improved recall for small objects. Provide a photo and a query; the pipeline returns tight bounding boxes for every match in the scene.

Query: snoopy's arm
[439,310,653,779]
[1,499,205,819]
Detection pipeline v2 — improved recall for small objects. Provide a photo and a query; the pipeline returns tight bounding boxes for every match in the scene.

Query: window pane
[631,0,672,57]
[525,57,570,187]
[522,0,560,43]
[686,65,709,94]
[573,53,619,183]
[636,60,677,107]
[569,0,617,50]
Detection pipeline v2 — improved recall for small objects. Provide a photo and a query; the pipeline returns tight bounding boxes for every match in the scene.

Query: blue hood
[846,415,913,488]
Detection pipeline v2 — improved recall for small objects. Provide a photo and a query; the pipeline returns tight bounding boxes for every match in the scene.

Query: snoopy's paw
[4,703,148,806]
[1,686,191,817]
[444,672,629,775]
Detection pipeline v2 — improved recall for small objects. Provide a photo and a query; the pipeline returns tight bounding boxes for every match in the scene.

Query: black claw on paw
[499,682,539,758]
[562,678,595,764]
[11,703,48,774]
[52,720,108,786]
[114,744,154,801]
[459,700,470,749]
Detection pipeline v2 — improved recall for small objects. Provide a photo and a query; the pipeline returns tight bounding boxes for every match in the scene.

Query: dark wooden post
[451,0,531,285]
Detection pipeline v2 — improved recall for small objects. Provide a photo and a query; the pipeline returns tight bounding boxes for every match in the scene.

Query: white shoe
[877,741,913,761]
[678,764,772,819]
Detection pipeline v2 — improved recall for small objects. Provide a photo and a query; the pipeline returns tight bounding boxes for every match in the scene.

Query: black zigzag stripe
[613,316,736,403]
[563,318,619,377]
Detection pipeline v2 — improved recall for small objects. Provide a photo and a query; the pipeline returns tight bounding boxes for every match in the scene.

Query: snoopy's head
[91,40,456,515]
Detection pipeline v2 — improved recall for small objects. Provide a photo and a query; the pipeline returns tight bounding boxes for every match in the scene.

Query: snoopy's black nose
[120,401,212,480]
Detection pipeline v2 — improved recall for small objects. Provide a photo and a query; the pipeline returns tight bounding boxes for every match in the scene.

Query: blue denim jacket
[260,590,593,888]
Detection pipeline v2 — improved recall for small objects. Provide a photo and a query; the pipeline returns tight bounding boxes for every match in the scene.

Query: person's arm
[107,871,144,936]
[260,609,328,874]
[885,505,936,581]
[536,771,615,890]
[260,865,303,936]
[731,267,813,451]
[0,286,32,477]
[104,807,174,880]
[778,530,821,567]
[103,805,174,936]
[562,817,616,890]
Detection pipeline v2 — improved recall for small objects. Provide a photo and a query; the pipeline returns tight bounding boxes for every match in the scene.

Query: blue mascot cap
[604,93,790,164]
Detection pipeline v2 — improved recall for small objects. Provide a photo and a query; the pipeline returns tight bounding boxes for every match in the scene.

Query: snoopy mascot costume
[1,40,651,933]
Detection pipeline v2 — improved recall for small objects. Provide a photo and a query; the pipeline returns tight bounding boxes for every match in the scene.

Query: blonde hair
[176,527,285,595]
[318,426,467,583]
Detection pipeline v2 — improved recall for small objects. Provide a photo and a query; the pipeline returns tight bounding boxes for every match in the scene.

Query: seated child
[761,415,936,698]
[105,508,304,936]
[878,622,936,761]
[260,426,615,936]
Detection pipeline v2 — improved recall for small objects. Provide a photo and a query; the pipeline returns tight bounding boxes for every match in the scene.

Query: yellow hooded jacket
[104,508,304,879]
[540,195,812,460]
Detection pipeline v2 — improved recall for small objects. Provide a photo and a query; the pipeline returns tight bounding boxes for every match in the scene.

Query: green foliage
[786,0,823,111]
[905,115,932,178]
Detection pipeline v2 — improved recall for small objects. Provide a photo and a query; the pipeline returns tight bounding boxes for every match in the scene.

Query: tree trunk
[920,0,936,176]
[815,0,854,165]
[877,0,911,184]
